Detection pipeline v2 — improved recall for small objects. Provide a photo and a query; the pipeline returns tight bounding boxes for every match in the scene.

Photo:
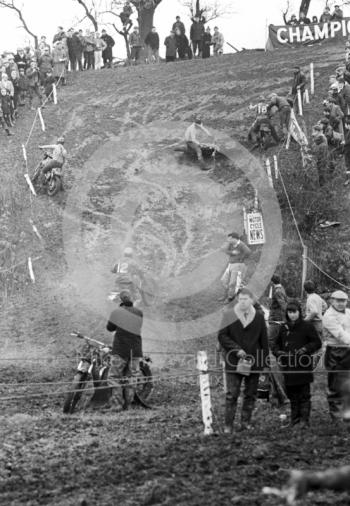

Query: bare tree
[282,0,290,24]
[0,0,38,48]
[110,0,164,40]
[182,0,235,23]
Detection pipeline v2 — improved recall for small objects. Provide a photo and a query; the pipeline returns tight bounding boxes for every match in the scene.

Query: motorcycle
[31,150,63,197]
[175,142,224,170]
[63,332,153,414]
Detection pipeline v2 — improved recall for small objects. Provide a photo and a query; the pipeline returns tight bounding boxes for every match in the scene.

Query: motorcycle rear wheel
[134,359,153,407]
[63,372,89,414]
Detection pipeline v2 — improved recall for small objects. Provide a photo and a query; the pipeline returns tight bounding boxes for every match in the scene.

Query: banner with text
[266,19,350,50]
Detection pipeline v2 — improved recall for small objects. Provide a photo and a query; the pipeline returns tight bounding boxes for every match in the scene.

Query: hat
[330,290,348,300]
[57,136,65,144]
[228,232,240,239]
[120,290,132,302]
[313,124,323,131]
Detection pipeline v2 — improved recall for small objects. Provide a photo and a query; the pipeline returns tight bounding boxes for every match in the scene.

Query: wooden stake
[197,351,213,436]
[24,174,37,196]
[243,206,247,234]
[310,62,315,95]
[29,219,43,241]
[38,108,46,132]
[265,159,273,187]
[297,88,303,116]
[22,144,27,163]
[219,354,227,393]
[53,83,57,105]
[28,257,35,283]
[301,245,308,297]
[273,155,279,179]
[304,89,310,104]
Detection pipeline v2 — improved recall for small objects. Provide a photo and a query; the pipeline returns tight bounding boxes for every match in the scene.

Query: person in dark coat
[175,29,192,60]
[298,12,311,24]
[145,27,160,64]
[291,66,306,101]
[164,31,177,62]
[218,288,269,433]
[202,26,212,58]
[190,16,205,57]
[106,290,143,411]
[101,29,115,68]
[14,48,28,72]
[172,16,186,35]
[273,300,321,427]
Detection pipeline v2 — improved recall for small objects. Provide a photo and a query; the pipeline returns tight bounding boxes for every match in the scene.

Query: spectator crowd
[285,4,344,25]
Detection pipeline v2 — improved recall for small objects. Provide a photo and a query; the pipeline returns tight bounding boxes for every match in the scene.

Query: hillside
[1,43,349,366]
[0,44,350,506]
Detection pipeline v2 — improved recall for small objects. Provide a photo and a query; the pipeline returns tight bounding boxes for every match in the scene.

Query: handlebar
[71,331,109,349]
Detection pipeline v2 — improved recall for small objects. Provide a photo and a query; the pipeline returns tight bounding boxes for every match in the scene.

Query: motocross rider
[248,103,280,146]
[38,136,67,176]
[111,247,144,304]
[184,118,216,167]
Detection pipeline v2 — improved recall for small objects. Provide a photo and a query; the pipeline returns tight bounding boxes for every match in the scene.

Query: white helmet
[123,247,133,257]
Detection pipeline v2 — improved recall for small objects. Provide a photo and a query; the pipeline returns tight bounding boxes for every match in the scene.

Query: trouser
[192,40,202,56]
[285,383,311,425]
[75,52,83,71]
[220,263,247,299]
[84,51,94,69]
[42,159,63,175]
[147,47,159,63]
[225,371,260,427]
[2,113,11,128]
[166,56,175,62]
[28,84,43,107]
[267,323,288,406]
[94,50,103,70]
[186,141,203,160]
[280,106,291,135]
[109,354,140,409]
[102,47,113,67]
[325,346,350,419]
[0,116,11,134]
[130,46,141,63]
[69,54,77,71]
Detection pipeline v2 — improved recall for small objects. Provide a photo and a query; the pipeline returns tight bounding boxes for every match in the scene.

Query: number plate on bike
[77,360,90,373]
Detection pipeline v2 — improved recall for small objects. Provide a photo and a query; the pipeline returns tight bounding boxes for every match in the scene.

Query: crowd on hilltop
[285,4,344,25]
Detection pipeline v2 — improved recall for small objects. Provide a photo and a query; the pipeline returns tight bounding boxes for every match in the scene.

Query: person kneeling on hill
[106,290,143,412]
[248,104,280,147]
[36,136,67,180]
[184,118,216,167]
[267,93,292,138]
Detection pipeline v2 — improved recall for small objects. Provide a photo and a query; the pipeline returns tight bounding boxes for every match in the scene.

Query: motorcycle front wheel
[134,360,154,407]
[62,372,89,414]
[47,175,62,197]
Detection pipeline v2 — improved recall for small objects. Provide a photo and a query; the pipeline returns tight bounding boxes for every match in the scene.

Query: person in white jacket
[322,290,350,420]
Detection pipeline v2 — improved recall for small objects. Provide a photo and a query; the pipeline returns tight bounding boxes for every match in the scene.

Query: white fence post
[273,155,279,179]
[297,88,303,116]
[197,351,213,436]
[265,159,273,187]
[310,62,315,95]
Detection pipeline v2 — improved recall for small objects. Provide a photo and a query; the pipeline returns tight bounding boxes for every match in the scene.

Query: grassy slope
[1,43,349,365]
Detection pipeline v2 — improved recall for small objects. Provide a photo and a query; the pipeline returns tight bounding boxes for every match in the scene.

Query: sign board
[247,212,265,245]
[266,18,350,50]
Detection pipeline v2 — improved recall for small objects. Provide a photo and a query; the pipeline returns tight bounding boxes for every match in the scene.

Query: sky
[0,0,348,57]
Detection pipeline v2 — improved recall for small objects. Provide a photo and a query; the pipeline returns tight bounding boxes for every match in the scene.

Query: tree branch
[75,0,98,30]
[0,0,38,47]
[282,0,290,24]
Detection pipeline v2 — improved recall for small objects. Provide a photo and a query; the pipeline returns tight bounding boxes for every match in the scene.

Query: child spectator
[0,101,13,136]
[120,1,133,28]
[10,70,19,117]
[0,88,13,128]
[212,27,224,56]
[18,68,29,106]
[273,300,322,428]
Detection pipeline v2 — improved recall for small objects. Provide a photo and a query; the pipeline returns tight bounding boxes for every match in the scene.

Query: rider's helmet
[57,136,65,144]
[123,247,134,258]
[120,289,132,303]
[260,105,268,115]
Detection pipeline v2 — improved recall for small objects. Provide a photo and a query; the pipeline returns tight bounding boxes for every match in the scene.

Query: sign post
[310,63,315,95]
[197,351,213,436]
[247,212,266,245]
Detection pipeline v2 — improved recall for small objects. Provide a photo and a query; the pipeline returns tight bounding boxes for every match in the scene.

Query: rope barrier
[307,256,350,291]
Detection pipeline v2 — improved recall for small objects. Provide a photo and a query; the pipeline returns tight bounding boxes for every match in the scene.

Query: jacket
[267,96,290,113]
[129,32,142,47]
[145,32,160,49]
[212,32,224,51]
[323,306,350,346]
[172,21,186,34]
[67,34,84,55]
[320,13,332,22]
[38,54,54,73]
[218,305,269,372]
[26,67,40,87]
[292,71,306,95]
[222,240,251,264]
[164,36,177,57]
[190,21,205,41]
[269,284,288,322]
[107,303,143,360]
[273,319,321,385]
[101,34,115,48]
